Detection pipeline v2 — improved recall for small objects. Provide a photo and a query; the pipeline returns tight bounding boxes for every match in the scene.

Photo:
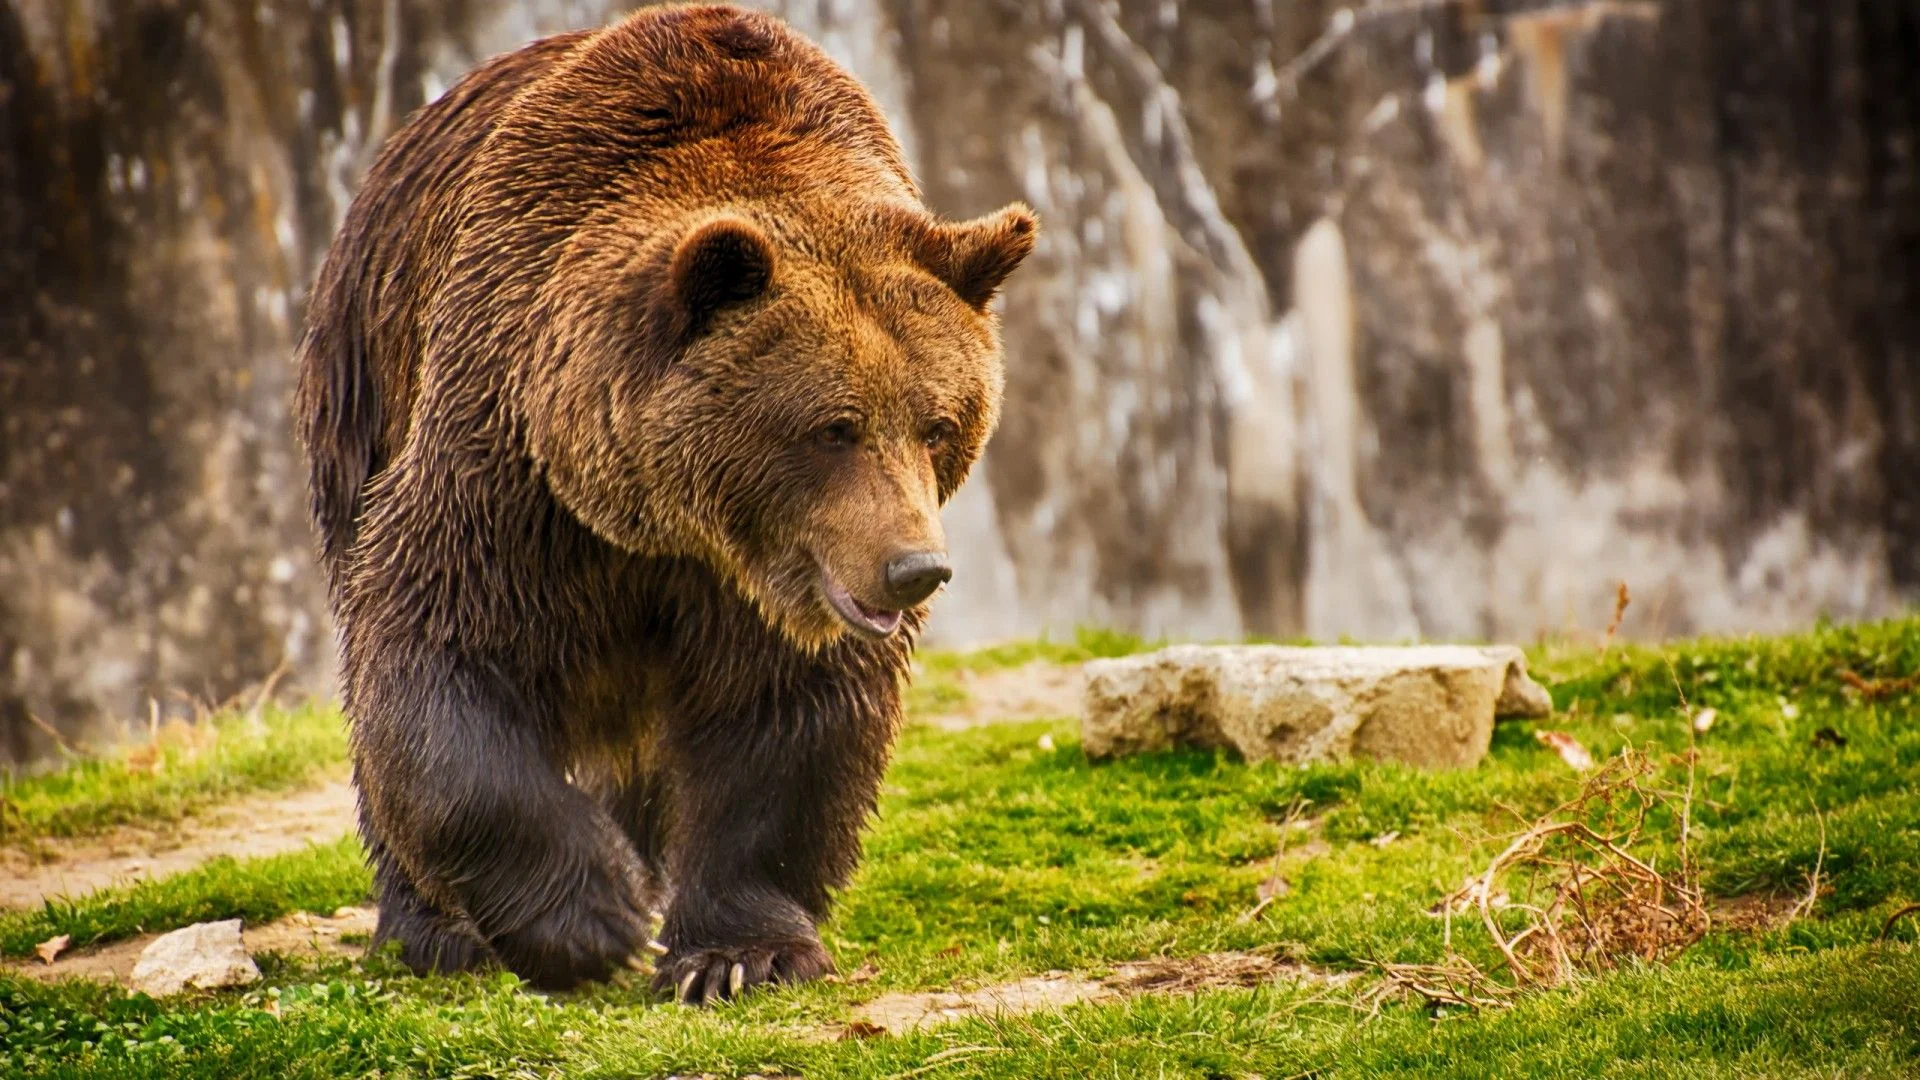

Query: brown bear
[293,4,1034,1000]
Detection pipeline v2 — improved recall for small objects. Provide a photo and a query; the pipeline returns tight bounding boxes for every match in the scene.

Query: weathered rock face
[1082,644,1551,768]
[3,0,1917,760]
[912,0,1920,646]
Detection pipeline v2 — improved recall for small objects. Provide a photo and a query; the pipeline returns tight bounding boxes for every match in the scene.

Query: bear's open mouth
[819,569,904,637]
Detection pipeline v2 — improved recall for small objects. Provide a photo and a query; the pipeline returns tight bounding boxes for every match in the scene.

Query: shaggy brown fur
[294,4,1034,999]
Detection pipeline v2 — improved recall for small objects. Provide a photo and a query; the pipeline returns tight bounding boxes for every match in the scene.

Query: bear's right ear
[657,215,776,339]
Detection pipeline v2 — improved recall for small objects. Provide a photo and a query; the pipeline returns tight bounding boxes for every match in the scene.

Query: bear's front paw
[487,874,653,992]
[652,937,833,1006]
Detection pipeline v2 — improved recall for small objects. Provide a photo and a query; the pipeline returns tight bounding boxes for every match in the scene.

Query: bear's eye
[923,419,959,449]
[818,419,861,448]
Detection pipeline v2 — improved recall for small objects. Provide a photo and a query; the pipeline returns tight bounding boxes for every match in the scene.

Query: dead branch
[1837,668,1920,700]
[1602,581,1630,655]
[22,711,76,760]
[1425,749,1709,1000]
[1786,803,1828,924]
[1365,959,1515,1011]
[245,659,293,725]
[1878,903,1920,942]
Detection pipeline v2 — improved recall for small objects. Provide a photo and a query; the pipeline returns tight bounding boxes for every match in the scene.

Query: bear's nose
[884,550,952,608]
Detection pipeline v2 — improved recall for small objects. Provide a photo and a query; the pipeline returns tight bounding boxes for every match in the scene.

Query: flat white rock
[129,919,260,997]
[1082,645,1552,769]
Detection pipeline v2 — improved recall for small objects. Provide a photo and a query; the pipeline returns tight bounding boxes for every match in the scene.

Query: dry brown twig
[1786,801,1828,924]
[1363,959,1515,1013]
[1879,903,1920,941]
[1836,668,1920,700]
[1384,749,1710,1012]
[1601,581,1631,655]
[22,711,76,760]
[1657,655,1702,859]
[1241,795,1312,923]
[1455,753,1708,985]
[245,659,293,726]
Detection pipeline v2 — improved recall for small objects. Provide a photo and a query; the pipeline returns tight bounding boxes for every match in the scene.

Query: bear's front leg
[652,689,893,1005]
[351,651,655,991]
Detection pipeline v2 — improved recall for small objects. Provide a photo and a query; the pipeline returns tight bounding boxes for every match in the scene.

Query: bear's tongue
[821,571,903,636]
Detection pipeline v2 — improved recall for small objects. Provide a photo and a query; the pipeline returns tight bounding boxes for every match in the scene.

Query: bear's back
[295,29,588,581]
[482,5,917,211]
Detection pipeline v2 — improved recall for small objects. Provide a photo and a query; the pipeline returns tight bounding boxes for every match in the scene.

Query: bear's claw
[654,938,833,1006]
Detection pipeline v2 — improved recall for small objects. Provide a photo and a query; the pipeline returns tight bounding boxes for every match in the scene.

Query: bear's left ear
[915,203,1039,311]
[662,215,776,338]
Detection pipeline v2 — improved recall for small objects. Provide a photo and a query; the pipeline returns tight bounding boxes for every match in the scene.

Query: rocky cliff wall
[3,0,1915,758]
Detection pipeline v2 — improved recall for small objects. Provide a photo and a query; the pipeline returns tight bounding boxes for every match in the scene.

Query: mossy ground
[2,619,1917,1078]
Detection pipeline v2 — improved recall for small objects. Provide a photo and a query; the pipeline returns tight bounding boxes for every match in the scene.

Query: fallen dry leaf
[1534,729,1594,771]
[937,944,963,959]
[839,1020,887,1041]
[847,961,879,984]
[1369,830,1401,848]
[35,934,70,966]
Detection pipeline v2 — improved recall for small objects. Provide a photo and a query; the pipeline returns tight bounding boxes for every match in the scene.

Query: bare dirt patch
[855,974,1107,1034]
[922,662,1084,730]
[847,951,1348,1035]
[1106,951,1351,994]
[5,906,377,986]
[0,777,357,911]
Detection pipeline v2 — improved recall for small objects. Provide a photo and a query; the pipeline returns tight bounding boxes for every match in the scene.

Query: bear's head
[527,199,1037,649]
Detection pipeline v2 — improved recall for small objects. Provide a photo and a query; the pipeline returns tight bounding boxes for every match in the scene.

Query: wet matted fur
[294,4,1034,996]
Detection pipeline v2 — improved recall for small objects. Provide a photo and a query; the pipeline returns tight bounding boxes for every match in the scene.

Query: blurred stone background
[3,0,1917,760]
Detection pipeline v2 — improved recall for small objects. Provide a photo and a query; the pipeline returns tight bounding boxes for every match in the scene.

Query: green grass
[4,617,1920,1077]
[0,704,348,848]
[1,944,1913,1078]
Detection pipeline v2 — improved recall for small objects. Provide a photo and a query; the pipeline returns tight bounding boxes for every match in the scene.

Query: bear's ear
[662,215,776,337]
[914,204,1039,311]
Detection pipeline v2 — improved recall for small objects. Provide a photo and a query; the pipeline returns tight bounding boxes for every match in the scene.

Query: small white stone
[129,920,260,997]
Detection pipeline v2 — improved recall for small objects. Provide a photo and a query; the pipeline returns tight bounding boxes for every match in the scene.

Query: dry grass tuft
[1383,749,1708,1009]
